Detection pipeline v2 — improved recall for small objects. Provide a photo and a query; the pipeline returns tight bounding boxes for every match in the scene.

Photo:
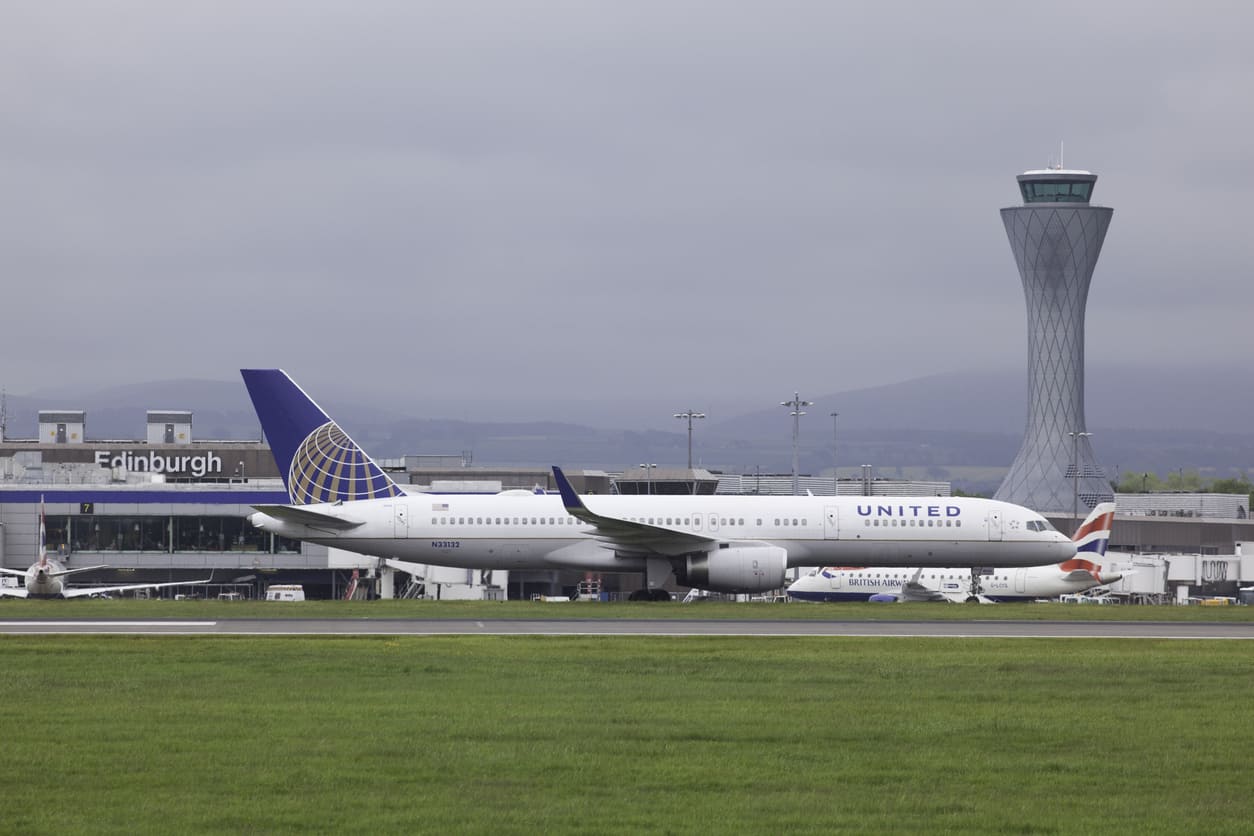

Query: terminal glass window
[174,516,268,552]
[275,534,302,554]
[45,515,71,556]
[40,513,293,555]
[76,517,137,551]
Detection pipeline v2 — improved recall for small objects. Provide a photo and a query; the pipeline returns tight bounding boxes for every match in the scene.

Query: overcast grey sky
[3,2,1251,425]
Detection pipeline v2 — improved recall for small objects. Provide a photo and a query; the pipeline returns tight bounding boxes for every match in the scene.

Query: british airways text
[848,577,903,588]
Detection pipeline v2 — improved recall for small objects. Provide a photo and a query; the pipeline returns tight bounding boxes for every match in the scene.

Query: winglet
[551,466,587,513]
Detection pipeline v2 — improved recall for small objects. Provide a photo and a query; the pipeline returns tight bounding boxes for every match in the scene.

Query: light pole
[1067,431,1092,534]
[638,463,656,495]
[673,410,706,470]
[781,392,813,496]
[830,411,839,496]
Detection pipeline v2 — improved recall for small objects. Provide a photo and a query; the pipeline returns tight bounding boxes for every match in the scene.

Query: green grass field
[1,635,1252,834]
[4,597,1254,622]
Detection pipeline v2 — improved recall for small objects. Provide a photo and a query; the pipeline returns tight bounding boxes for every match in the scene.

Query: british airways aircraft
[787,503,1118,603]
[0,499,211,599]
[240,369,1076,598]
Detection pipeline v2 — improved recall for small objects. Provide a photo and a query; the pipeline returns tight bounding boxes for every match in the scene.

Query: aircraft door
[828,570,842,590]
[988,510,1003,541]
[708,514,719,533]
[394,503,409,538]
[823,506,839,539]
[1015,568,1028,593]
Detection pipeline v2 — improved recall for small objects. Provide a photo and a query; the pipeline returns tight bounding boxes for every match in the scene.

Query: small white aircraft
[787,502,1118,603]
[238,369,1077,598]
[0,499,210,599]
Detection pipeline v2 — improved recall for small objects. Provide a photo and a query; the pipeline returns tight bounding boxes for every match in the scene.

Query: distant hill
[3,366,1250,494]
[710,365,1253,437]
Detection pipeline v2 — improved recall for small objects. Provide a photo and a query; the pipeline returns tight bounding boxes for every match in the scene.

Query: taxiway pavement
[2,618,1253,638]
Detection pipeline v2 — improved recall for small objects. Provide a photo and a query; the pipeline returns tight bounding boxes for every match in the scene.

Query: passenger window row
[865,519,962,528]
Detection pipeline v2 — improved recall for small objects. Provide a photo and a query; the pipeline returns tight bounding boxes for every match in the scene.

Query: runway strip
[3,619,1254,638]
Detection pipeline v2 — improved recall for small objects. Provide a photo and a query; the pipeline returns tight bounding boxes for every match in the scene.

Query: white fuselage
[251,492,1075,575]
[22,560,68,599]
[788,564,1110,602]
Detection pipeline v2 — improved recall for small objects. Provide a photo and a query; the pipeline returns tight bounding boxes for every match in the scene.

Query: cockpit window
[1025,519,1058,532]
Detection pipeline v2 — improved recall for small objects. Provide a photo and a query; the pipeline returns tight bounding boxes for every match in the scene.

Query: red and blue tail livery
[1072,501,1115,556]
[241,369,404,505]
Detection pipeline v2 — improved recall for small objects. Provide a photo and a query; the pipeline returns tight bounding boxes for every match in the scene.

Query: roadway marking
[1,621,217,627]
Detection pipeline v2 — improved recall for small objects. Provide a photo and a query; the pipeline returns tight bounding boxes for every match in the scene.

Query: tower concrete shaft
[993,169,1114,515]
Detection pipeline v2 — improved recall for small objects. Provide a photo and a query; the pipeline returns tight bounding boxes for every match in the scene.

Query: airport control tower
[993,166,1115,518]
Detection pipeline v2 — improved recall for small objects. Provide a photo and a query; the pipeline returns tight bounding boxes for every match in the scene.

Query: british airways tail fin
[240,369,404,505]
[1060,502,1118,583]
[1072,502,1115,557]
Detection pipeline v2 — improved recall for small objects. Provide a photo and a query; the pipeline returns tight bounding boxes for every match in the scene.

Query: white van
[265,584,306,602]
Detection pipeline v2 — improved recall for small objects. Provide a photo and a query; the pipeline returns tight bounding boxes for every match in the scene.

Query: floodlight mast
[673,410,706,470]
[781,392,813,496]
[830,411,839,496]
[637,463,657,495]
[1068,431,1093,535]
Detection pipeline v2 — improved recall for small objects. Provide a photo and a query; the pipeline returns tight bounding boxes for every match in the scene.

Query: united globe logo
[288,421,402,505]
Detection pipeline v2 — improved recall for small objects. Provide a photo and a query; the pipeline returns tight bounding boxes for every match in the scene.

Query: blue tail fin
[241,369,404,505]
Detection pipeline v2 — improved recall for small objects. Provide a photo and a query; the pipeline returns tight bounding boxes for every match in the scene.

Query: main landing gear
[966,567,985,603]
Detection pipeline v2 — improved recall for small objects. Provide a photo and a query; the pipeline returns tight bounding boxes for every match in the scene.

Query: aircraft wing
[251,504,364,531]
[899,582,949,603]
[0,586,29,598]
[61,578,213,599]
[551,466,717,557]
[898,569,950,603]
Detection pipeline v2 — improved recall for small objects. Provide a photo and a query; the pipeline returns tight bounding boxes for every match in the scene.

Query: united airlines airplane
[240,369,1077,598]
[787,503,1118,603]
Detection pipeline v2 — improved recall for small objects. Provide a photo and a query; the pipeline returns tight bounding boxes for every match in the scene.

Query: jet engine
[675,546,788,594]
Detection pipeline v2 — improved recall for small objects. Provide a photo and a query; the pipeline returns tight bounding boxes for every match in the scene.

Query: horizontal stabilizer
[1063,569,1098,583]
[252,504,364,530]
